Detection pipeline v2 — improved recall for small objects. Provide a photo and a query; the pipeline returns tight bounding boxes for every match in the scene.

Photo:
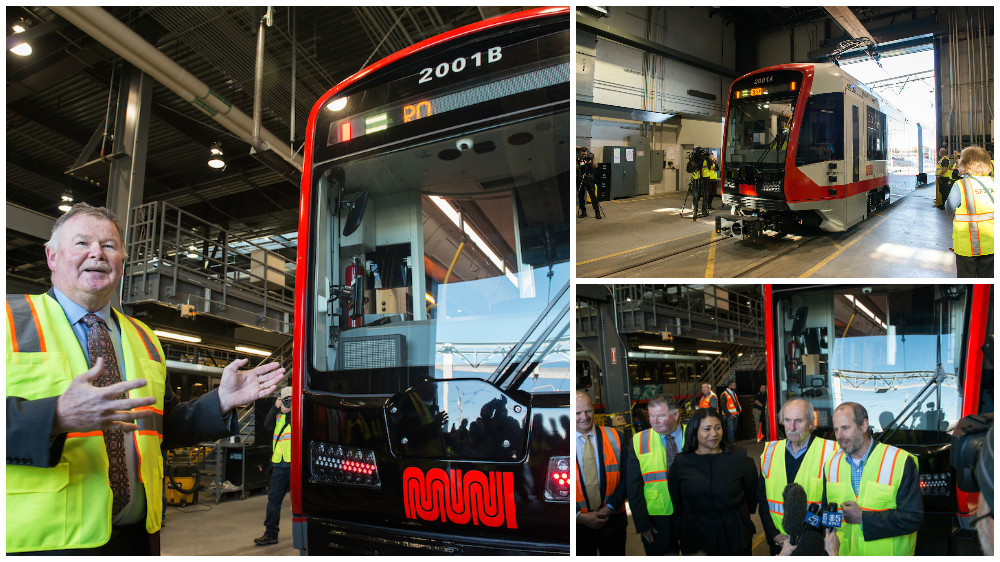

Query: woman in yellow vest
[254,387,293,546]
[934,148,952,208]
[945,146,995,278]
[667,408,758,555]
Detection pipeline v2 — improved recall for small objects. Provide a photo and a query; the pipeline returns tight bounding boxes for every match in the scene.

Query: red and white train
[716,63,920,240]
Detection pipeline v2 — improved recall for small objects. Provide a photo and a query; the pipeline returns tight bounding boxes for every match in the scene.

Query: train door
[840,89,864,229]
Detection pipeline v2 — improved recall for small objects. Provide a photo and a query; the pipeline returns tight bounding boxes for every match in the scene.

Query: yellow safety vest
[272,412,292,463]
[825,443,917,556]
[936,156,951,178]
[633,426,684,516]
[6,293,166,552]
[952,176,995,257]
[691,158,708,180]
[760,437,838,535]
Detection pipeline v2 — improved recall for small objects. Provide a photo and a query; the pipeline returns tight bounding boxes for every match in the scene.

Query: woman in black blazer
[667,407,759,555]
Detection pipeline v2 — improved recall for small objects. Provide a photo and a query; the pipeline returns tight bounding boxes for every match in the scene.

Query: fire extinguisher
[346,259,362,328]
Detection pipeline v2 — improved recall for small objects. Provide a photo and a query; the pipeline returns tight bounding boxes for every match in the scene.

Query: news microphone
[782,483,808,546]
[804,503,821,528]
[821,502,844,528]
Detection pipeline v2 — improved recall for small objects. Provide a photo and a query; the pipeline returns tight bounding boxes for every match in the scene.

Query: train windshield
[724,70,803,169]
[305,23,571,399]
[773,285,972,445]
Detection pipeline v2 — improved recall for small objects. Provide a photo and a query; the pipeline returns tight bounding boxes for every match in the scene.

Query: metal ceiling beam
[6,203,56,241]
[577,13,738,79]
[51,6,303,173]
[823,7,876,43]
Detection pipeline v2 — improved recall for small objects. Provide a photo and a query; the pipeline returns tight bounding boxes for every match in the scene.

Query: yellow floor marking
[705,229,718,277]
[577,230,703,266]
[799,215,888,277]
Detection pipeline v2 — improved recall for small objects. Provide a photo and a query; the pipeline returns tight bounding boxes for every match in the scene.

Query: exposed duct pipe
[967,8,974,148]
[52,6,302,171]
[252,8,272,151]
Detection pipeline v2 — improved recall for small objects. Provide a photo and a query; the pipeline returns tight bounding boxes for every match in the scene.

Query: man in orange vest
[722,380,742,443]
[575,391,627,555]
[697,382,718,411]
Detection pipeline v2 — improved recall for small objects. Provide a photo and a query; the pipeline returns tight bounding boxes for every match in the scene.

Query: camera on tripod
[686,146,709,174]
[578,148,595,168]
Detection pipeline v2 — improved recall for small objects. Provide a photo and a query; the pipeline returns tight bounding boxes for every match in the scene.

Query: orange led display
[403,100,433,123]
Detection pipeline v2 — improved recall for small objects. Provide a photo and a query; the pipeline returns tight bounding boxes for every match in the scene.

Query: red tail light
[544,456,571,501]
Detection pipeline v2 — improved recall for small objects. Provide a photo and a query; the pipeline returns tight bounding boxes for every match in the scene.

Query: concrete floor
[161,489,295,556]
[620,437,770,556]
[577,180,956,278]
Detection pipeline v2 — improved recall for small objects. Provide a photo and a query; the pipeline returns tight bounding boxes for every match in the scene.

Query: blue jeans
[726,414,738,443]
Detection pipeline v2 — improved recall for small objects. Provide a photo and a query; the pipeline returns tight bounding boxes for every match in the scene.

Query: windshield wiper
[488,280,569,390]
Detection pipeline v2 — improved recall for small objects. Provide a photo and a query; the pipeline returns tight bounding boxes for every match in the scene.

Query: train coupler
[715,214,764,240]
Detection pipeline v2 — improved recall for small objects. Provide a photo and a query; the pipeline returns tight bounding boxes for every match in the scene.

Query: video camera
[952,414,994,511]
[686,146,709,173]
[282,396,292,408]
[578,148,595,167]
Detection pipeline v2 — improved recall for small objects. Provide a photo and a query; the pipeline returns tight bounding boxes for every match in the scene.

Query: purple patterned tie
[81,313,130,516]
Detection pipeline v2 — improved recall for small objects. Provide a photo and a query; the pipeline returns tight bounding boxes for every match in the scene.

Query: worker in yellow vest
[756,398,839,554]
[626,394,685,554]
[575,392,627,555]
[935,148,952,208]
[705,152,720,211]
[945,146,995,278]
[826,402,922,555]
[255,386,294,546]
[6,203,285,555]
[697,382,718,411]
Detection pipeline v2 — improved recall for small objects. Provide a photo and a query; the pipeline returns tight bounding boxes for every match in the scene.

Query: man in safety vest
[722,380,742,443]
[626,394,685,554]
[697,382,718,411]
[255,386,294,546]
[5,203,286,554]
[575,391,627,555]
[826,402,922,555]
[945,145,995,278]
[705,152,720,211]
[935,148,952,208]
[756,398,838,554]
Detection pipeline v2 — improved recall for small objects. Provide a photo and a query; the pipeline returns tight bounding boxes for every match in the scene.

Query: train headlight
[761,181,783,192]
[544,456,571,502]
[309,441,381,488]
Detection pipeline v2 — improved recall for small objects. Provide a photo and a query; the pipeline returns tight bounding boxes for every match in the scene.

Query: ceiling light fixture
[58,191,74,213]
[207,142,226,170]
[9,19,32,57]
[153,330,202,343]
[235,345,271,357]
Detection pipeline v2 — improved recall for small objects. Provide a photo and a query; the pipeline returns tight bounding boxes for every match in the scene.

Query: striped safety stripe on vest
[762,438,837,518]
[954,177,995,256]
[640,428,668,485]
[828,445,903,492]
[575,426,623,513]
[6,295,46,353]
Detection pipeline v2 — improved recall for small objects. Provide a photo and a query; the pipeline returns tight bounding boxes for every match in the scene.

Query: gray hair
[779,398,816,428]
[45,203,124,253]
[958,146,993,177]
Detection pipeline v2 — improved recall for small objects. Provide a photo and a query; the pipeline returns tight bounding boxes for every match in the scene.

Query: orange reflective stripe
[66,431,104,438]
[137,430,162,438]
[135,406,164,416]
[7,300,18,352]
[25,296,46,352]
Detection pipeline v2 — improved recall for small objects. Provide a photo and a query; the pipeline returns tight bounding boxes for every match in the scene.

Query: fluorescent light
[154,330,202,343]
[698,349,723,355]
[236,345,271,357]
[638,345,675,351]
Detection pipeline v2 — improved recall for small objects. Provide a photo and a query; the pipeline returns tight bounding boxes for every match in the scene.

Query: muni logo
[402,467,517,529]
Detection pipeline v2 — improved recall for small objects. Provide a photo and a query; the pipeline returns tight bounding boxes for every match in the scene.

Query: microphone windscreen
[782,482,808,545]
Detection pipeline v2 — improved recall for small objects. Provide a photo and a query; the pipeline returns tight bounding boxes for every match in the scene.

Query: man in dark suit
[575,391,627,555]
[6,203,286,554]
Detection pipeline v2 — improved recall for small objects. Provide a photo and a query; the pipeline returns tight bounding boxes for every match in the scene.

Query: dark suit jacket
[6,296,236,468]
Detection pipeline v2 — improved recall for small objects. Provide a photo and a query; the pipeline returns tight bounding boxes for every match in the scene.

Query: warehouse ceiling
[6,6,523,291]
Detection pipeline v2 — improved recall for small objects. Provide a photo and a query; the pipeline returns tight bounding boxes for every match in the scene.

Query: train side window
[796,93,844,166]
